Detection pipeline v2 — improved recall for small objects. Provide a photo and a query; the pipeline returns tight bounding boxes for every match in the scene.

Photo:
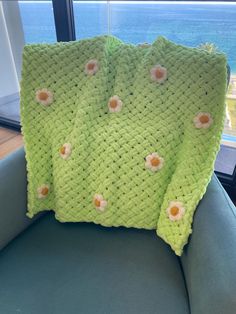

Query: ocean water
[19,1,236,73]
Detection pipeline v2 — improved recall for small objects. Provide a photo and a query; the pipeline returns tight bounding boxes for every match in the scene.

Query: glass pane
[73,1,108,40]
[0,0,56,125]
[19,0,56,43]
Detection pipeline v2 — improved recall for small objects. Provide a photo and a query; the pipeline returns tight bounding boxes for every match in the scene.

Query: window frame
[1,0,236,196]
[52,0,75,42]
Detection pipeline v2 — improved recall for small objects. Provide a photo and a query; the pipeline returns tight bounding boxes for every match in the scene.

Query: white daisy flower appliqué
[108,95,123,113]
[59,143,72,160]
[37,184,50,199]
[193,112,213,129]
[167,201,185,221]
[35,89,53,106]
[93,194,107,212]
[145,152,164,172]
[85,59,99,76]
[150,65,167,83]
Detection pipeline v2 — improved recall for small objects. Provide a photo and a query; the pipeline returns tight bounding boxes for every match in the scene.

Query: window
[74,1,108,39]
[1,0,236,190]
[19,0,56,43]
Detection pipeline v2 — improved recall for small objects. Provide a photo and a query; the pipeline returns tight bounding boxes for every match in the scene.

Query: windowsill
[0,127,23,159]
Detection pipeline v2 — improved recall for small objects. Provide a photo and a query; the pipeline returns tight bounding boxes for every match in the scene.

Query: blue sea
[19,1,236,73]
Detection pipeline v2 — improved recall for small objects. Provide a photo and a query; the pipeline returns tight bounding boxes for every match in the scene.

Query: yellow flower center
[38,92,48,101]
[199,114,210,124]
[151,157,160,167]
[60,146,66,155]
[41,187,49,196]
[87,63,95,70]
[170,206,179,216]
[155,68,164,79]
[109,99,118,109]
[94,199,101,207]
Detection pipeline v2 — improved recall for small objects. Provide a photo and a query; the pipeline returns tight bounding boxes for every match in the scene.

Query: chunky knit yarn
[20,36,227,255]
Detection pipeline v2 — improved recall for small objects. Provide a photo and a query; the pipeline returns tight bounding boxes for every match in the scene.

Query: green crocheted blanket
[21,36,227,255]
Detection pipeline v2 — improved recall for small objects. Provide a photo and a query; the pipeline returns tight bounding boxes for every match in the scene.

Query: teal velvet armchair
[0,147,236,314]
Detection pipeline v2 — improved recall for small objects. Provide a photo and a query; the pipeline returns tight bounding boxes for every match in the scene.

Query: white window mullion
[0,2,19,99]
[1,0,25,82]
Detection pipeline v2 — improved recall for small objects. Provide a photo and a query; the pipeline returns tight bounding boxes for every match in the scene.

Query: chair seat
[0,213,190,314]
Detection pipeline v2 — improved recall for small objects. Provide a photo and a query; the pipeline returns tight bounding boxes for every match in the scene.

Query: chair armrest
[0,147,40,250]
[180,174,236,314]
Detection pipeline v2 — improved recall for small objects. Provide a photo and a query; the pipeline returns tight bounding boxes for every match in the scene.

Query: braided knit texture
[20,36,227,255]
